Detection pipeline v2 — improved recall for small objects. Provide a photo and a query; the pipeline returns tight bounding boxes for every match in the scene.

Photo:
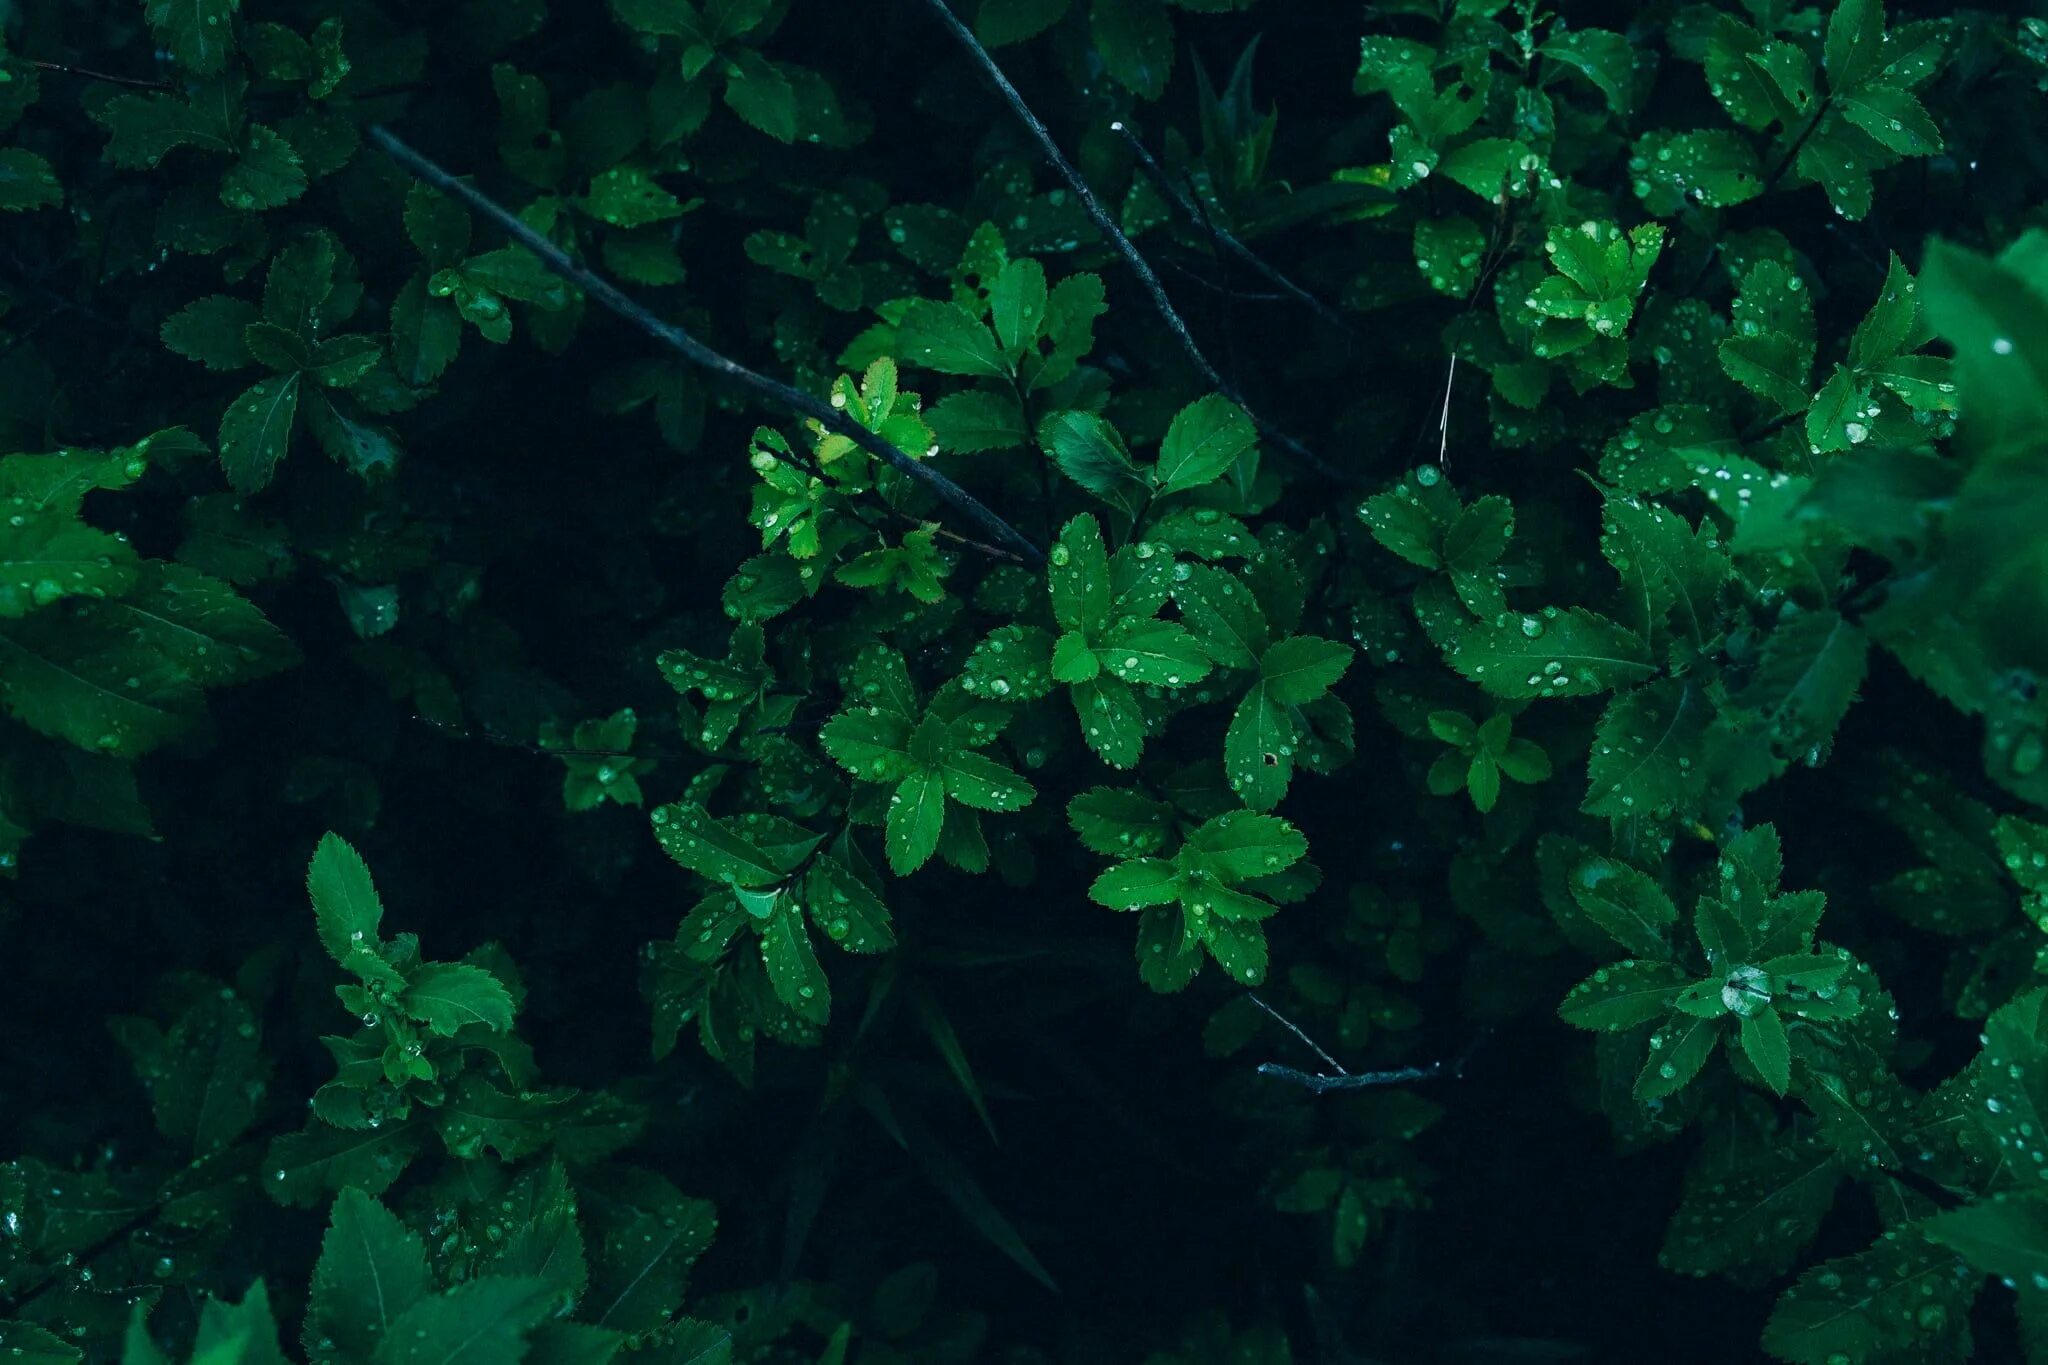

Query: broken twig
[917,0,1353,486]
[1112,121,1356,339]
[367,126,1045,566]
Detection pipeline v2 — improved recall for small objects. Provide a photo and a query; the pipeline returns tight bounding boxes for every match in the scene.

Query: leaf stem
[366,126,1046,566]
[915,0,1354,486]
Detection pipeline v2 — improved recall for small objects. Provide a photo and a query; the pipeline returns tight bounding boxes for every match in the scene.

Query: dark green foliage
[3,0,2048,1362]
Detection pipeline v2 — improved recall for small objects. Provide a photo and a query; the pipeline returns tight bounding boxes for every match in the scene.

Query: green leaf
[1923,1195,2048,1287]
[1260,635,1351,706]
[1635,1014,1722,1101]
[1039,411,1147,516]
[1600,490,1728,643]
[163,295,260,371]
[1448,607,1656,699]
[886,769,947,874]
[1823,0,1887,93]
[1921,234,2048,457]
[1184,811,1306,881]
[989,257,1048,358]
[1761,1229,1975,1365]
[307,832,383,959]
[146,993,269,1154]
[1567,855,1679,958]
[264,1120,423,1207]
[820,707,915,782]
[218,373,302,493]
[0,609,202,756]
[581,1168,717,1331]
[222,125,308,211]
[0,509,139,616]
[144,0,242,75]
[0,1320,82,1363]
[653,802,811,886]
[1539,29,1634,118]
[1582,680,1711,822]
[1837,84,1940,156]
[1173,563,1267,670]
[1224,684,1293,812]
[1848,252,1918,368]
[760,900,828,1022]
[1048,514,1112,634]
[806,855,895,953]
[927,389,1028,453]
[580,163,687,229]
[1662,1130,1840,1282]
[1089,857,1179,910]
[309,1189,429,1365]
[940,748,1034,812]
[374,1275,557,1365]
[1091,0,1173,101]
[1154,395,1256,497]
[977,0,1072,46]
[1739,1008,1791,1095]
[1558,958,1691,1030]
[1629,130,1762,214]
[722,49,796,142]
[1097,618,1211,687]
[1202,916,1269,985]
[1067,786,1175,858]
[402,962,515,1036]
[0,150,62,212]
[897,299,1008,378]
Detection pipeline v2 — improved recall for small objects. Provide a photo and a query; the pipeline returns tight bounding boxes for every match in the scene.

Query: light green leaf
[760,901,828,1023]
[1739,1008,1791,1095]
[1184,811,1305,881]
[308,832,383,959]
[1039,410,1146,516]
[1097,618,1211,687]
[886,770,947,874]
[990,257,1048,358]
[1823,0,1887,93]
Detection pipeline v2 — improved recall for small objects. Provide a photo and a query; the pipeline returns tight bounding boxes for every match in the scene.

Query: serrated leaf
[760,900,828,1023]
[1583,679,1711,822]
[374,1275,557,1365]
[1448,607,1656,699]
[897,299,1007,377]
[1092,0,1173,101]
[218,373,301,493]
[1559,958,1691,1030]
[1636,1014,1722,1101]
[1761,1229,1975,1365]
[1067,786,1174,857]
[402,962,515,1036]
[886,769,946,874]
[1260,635,1351,706]
[1740,1008,1791,1095]
[1568,855,1680,958]
[1184,810,1305,880]
[927,389,1028,453]
[1039,411,1146,515]
[1155,394,1256,496]
[309,1188,429,1364]
[145,0,242,75]
[1224,684,1293,812]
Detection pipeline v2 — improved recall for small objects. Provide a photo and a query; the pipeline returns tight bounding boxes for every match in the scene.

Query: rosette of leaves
[1422,706,1550,812]
[1558,826,1862,1100]
[541,708,653,811]
[265,834,638,1206]
[159,230,397,492]
[822,644,1034,874]
[1086,805,1310,989]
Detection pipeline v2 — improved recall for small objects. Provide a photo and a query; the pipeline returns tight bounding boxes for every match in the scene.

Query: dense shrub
[3,0,2048,1361]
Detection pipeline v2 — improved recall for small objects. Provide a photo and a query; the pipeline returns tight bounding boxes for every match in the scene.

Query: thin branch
[28,59,173,90]
[1157,253,1288,303]
[366,126,1045,567]
[1112,121,1356,339]
[1246,991,1346,1075]
[916,0,1354,487]
[1249,991,1487,1095]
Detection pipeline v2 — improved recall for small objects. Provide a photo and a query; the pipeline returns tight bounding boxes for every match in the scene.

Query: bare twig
[1112,121,1356,339]
[1249,990,1486,1095]
[1246,991,1346,1075]
[28,58,174,90]
[367,126,1045,566]
[916,0,1354,486]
